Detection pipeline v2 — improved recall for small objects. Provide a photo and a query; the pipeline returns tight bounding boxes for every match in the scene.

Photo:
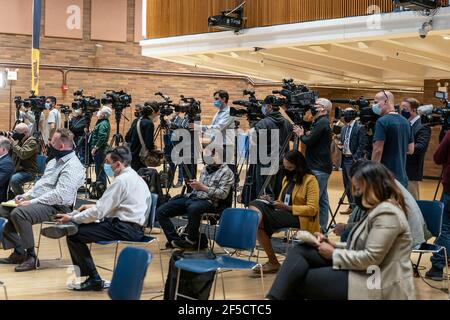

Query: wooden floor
[0,171,448,300]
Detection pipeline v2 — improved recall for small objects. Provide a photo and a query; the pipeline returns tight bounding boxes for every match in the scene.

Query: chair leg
[174,268,181,301]
[444,248,450,300]
[1,283,7,300]
[57,239,63,260]
[212,271,219,300]
[220,270,226,300]
[259,264,265,298]
[35,224,43,269]
[153,239,165,288]
[113,243,119,271]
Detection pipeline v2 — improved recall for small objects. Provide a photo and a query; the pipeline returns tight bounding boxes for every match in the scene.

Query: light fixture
[0,71,6,88]
[197,54,212,61]
[443,35,450,40]
[309,45,329,53]
[260,59,265,67]
[357,42,369,49]
[94,44,103,57]
[230,51,239,58]
[250,47,264,54]
[418,20,433,39]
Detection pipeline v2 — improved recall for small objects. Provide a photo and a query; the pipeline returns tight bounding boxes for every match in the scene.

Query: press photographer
[16,103,45,136]
[242,96,293,205]
[90,106,112,186]
[371,91,414,188]
[401,98,431,200]
[6,123,39,196]
[14,93,47,146]
[125,101,159,171]
[293,98,333,232]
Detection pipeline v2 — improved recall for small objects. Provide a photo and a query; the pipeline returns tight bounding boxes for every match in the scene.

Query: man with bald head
[8,123,39,196]
[372,90,414,188]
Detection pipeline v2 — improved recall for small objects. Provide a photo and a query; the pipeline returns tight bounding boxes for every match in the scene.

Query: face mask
[401,110,411,119]
[311,107,319,117]
[213,100,222,108]
[262,105,268,116]
[344,117,354,123]
[45,103,51,110]
[284,169,296,179]
[104,163,115,177]
[134,111,141,118]
[12,131,25,141]
[97,111,102,118]
[48,145,72,160]
[354,194,369,211]
[372,104,382,116]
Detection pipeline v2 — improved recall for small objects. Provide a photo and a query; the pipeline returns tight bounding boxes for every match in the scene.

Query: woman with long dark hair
[249,150,320,274]
[267,161,415,300]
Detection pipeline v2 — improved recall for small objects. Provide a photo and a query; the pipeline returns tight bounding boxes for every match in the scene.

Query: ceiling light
[197,54,212,61]
[357,42,369,49]
[230,52,239,58]
[250,47,264,55]
[443,35,450,40]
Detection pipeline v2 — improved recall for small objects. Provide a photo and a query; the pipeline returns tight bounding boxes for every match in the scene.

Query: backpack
[164,250,216,300]
[137,168,167,207]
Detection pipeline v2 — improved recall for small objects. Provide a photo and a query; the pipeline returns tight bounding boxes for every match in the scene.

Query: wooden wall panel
[147,0,404,38]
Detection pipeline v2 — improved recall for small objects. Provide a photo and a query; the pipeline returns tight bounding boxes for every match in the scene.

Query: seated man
[0,128,85,272]
[157,150,234,249]
[8,123,39,196]
[0,137,15,202]
[41,146,151,291]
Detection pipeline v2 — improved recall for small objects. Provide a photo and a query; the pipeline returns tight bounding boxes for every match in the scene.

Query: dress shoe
[15,256,39,272]
[70,277,105,291]
[41,222,78,239]
[425,267,443,281]
[0,252,27,265]
[340,207,353,215]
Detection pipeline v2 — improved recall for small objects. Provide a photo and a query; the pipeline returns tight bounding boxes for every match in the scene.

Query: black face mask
[344,117,354,123]
[206,164,221,174]
[353,194,369,211]
[134,112,141,118]
[48,145,73,160]
[311,108,318,117]
[284,169,296,179]
[12,131,25,141]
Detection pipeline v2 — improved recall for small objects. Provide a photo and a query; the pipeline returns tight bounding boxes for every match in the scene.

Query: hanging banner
[31,0,41,94]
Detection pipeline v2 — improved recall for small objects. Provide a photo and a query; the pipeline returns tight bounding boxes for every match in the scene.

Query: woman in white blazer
[267,160,415,300]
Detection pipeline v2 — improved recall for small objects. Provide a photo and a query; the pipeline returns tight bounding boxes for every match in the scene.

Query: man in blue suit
[0,136,15,203]
[339,108,368,215]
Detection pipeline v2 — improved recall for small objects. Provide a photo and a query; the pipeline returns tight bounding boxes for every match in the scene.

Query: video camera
[332,97,379,128]
[101,90,132,110]
[59,104,72,117]
[72,89,100,115]
[419,91,450,136]
[268,79,318,126]
[177,95,202,123]
[231,90,265,127]
[14,91,46,114]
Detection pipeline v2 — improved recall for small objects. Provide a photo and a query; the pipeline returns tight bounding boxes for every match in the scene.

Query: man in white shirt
[44,96,62,144]
[41,146,151,291]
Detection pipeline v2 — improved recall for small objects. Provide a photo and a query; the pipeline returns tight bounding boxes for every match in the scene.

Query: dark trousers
[268,244,348,300]
[66,218,143,277]
[156,196,216,242]
[0,204,71,252]
[342,156,354,207]
[94,151,107,185]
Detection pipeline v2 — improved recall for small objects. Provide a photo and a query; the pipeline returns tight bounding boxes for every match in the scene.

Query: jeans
[311,169,330,232]
[156,196,216,243]
[431,191,450,270]
[94,151,107,185]
[342,157,354,207]
[9,171,35,196]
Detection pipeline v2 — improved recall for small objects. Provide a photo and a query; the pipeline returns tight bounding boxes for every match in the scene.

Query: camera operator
[17,105,45,136]
[0,137,14,203]
[338,108,368,215]
[401,98,431,200]
[243,101,293,204]
[7,123,39,196]
[371,91,414,188]
[90,106,112,186]
[293,98,333,232]
[66,108,87,153]
[44,96,62,144]
[195,90,235,170]
[125,102,159,171]
[164,111,185,188]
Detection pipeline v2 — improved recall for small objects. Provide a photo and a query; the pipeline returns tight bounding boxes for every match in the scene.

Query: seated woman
[249,150,320,274]
[267,161,415,300]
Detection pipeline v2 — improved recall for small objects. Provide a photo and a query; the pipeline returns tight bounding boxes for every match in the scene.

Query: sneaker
[172,237,197,249]
[41,222,78,239]
[425,267,443,281]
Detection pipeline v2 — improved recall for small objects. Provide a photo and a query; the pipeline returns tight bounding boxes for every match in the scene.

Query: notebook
[295,230,320,247]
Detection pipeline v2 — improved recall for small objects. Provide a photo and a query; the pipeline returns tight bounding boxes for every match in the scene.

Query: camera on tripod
[231,90,265,126]
[419,91,450,131]
[72,89,101,117]
[14,91,46,114]
[101,90,132,110]
[176,95,202,122]
[332,97,380,129]
[268,79,318,126]
[59,104,72,117]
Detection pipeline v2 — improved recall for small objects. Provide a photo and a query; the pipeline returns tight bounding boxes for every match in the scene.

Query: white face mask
[97,111,102,118]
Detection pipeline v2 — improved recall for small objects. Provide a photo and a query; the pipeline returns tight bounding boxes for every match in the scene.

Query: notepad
[1,200,18,208]
[295,231,320,247]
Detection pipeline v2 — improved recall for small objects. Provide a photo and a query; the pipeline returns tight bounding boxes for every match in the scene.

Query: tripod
[81,114,94,199]
[110,109,125,147]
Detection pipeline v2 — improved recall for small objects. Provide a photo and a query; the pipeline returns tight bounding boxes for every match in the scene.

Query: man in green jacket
[90,106,112,185]
[9,123,39,196]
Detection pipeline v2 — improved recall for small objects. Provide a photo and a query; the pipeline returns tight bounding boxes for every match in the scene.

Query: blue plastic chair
[174,208,264,300]
[108,247,152,300]
[36,154,47,179]
[0,218,8,300]
[413,200,449,297]
[92,193,165,287]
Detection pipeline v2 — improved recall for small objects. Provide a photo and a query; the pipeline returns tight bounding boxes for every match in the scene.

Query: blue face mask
[372,104,382,116]
[213,100,222,108]
[45,103,51,110]
[104,163,114,177]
